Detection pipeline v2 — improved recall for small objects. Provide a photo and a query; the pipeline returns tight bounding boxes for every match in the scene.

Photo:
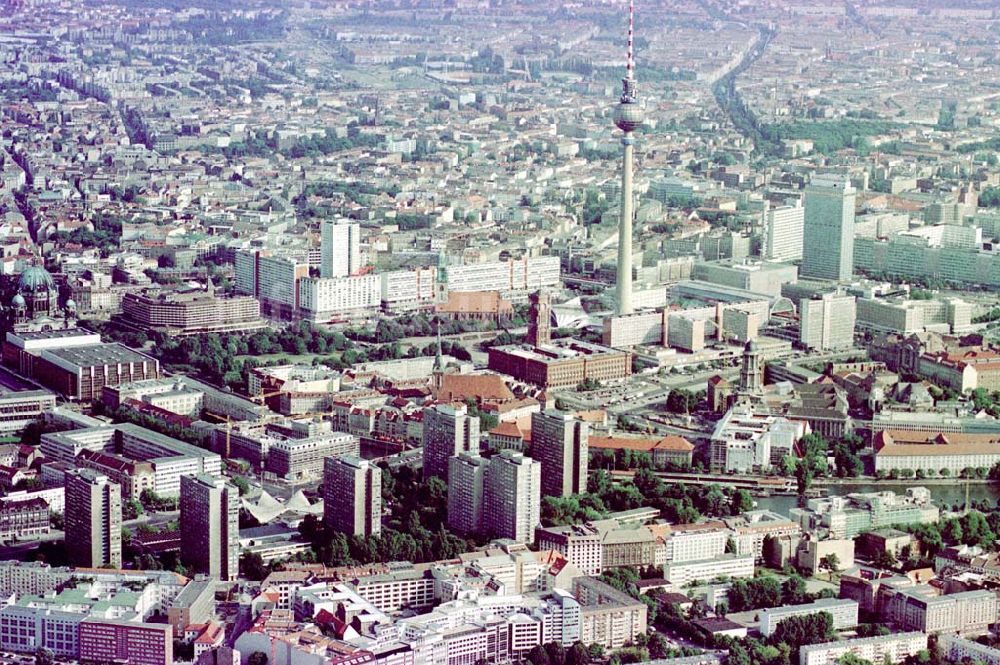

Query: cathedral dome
[18,266,55,293]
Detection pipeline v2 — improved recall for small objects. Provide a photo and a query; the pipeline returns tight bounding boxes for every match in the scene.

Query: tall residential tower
[532,411,589,498]
[323,455,382,538]
[65,469,122,569]
[614,0,644,315]
[180,473,240,580]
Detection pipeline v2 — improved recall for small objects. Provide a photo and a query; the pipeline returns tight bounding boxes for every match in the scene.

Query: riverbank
[814,477,994,486]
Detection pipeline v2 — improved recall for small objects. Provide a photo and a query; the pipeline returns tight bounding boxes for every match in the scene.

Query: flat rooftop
[492,339,625,364]
[43,343,154,368]
[10,327,98,342]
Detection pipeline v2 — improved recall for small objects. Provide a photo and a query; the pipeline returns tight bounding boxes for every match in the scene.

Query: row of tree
[725,573,835,613]
[541,469,756,527]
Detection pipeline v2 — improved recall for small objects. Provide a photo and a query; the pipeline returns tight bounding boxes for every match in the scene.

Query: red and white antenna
[626,0,635,80]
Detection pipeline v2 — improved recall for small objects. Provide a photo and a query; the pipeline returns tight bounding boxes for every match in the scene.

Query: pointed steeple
[434,320,443,372]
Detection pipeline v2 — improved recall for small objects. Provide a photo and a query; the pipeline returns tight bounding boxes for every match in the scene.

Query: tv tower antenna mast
[614,0,644,316]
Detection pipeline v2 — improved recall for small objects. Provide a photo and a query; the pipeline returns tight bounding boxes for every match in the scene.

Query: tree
[565,642,591,665]
[247,653,269,665]
[781,575,807,605]
[34,647,55,665]
[960,510,995,548]
[240,552,270,581]
[768,611,835,649]
[870,549,897,570]
[820,553,841,580]
[544,641,566,665]
[796,463,814,495]
[731,488,754,515]
[725,536,737,554]
[526,645,551,665]
[647,632,671,659]
[837,655,874,665]
[232,476,251,496]
[123,499,144,520]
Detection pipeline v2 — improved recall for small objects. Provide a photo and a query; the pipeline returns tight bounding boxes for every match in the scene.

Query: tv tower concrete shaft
[616,135,635,315]
[613,0,643,316]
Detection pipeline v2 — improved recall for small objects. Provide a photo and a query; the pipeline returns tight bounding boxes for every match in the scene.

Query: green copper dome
[18,266,54,292]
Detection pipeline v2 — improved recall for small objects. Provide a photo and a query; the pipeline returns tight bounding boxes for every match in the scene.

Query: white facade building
[662,553,754,587]
[321,220,361,278]
[444,256,560,295]
[484,451,541,544]
[799,632,927,665]
[765,202,805,262]
[381,268,437,313]
[298,274,380,322]
[799,292,857,351]
[759,598,859,637]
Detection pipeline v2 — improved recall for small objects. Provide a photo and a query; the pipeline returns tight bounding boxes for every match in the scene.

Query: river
[754,482,1000,517]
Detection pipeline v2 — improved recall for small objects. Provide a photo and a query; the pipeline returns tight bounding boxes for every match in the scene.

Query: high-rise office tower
[180,473,240,580]
[799,292,857,351]
[422,403,480,482]
[320,220,361,278]
[484,450,541,544]
[527,290,552,347]
[613,0,644,315]
[323,455,381,538]
[65,469,122,569]
[532,411,589,498]
[764,201,805,261]
[447,452,487,536]
[801,177,856,281]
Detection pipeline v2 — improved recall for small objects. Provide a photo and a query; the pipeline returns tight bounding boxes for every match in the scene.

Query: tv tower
[614,0,644,316]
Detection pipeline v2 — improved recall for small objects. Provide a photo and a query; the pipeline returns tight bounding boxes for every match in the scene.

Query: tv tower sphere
[614,102,645,133]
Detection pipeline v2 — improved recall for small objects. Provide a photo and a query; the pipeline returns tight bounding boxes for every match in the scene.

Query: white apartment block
[856,298,926,334]
[799,632,927,665]
[0,606,85,657]
[0,390,56,435]
[662,553,753,587]
[856,296,972,335]
[0,562,61,599]
[483,451,541,544]
[349,569,436,614]
[447,453,486,537]
[257,253,308,308]
[601,310,665,348]
[535,526,603,577]
[940,635,1000,665]
[882,588,996,636]
[444,256,560,295]
[380,267,437,313]
[730,511,802,562]
[799,292,856,351]
[298,274,380,322]
[321,220,361,278]
[765,202,805,262]
[663,528,730,564]
[267,433,359,480]
[759,599,859,637]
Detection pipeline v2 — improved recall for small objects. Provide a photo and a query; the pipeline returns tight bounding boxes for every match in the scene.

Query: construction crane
[203,411,233,459]
[251,389,285,405]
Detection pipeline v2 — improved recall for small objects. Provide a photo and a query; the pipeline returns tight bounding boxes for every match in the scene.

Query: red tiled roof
[588,435,694,453]
[437,374,514,402]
